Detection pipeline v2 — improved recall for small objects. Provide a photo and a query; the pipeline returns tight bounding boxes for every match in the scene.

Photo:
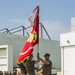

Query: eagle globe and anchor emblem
[27,31,37,43]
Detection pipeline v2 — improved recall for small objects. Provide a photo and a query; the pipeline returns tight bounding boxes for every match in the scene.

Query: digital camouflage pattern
[42,60,52,75]
[26,60,36,75]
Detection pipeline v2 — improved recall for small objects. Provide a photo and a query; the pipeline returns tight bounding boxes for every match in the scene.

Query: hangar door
[64,46,75,75]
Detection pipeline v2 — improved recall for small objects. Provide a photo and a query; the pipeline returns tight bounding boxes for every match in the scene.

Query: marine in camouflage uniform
[38,53,52,75]
[26,54,39,75]
[18,59,27,75]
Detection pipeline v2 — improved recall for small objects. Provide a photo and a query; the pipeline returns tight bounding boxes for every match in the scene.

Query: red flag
[17,6,39,64]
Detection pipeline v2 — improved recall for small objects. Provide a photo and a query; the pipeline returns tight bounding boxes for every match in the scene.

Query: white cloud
[41,20,70,40]
[7,18,30,26]
[7,19,25,23]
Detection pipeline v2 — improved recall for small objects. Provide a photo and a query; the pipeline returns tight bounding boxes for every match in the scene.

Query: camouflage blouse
[26,60,36,75]
[42,60,52,75]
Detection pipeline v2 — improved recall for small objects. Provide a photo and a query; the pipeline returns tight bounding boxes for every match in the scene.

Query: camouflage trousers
[26,71,35,75]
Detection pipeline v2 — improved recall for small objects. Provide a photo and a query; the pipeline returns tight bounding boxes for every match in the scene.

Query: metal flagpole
[37,43,39,75]
[37,5,39,75]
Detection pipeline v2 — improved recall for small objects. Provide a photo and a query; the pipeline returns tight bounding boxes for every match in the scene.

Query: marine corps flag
[17,6,39,64]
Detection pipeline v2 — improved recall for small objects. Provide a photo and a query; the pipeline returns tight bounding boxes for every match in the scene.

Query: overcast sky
[0,0,75,40]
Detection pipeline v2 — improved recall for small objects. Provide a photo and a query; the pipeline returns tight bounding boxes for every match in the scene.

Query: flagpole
[37,5,39,75]
[37,43,39,75]
[28,5,40,75]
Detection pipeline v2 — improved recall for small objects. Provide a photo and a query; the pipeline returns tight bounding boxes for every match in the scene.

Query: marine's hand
[35,67,40,72]
[37,53,40,59]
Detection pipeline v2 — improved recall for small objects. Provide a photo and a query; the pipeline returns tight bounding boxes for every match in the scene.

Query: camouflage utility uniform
[42,60,52,75]
[26,60,36,75]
